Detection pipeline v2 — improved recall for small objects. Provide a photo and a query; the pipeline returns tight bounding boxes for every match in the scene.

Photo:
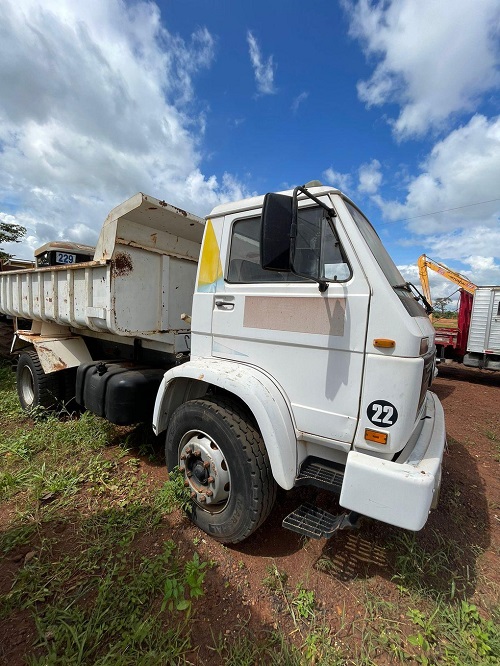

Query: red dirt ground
[0,319,499,664]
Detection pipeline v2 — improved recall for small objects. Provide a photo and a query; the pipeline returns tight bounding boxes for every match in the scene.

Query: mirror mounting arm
[291,185,334,293]
[292,185,336,217]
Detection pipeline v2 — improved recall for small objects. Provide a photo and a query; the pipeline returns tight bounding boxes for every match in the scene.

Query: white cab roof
[207,186,342,220]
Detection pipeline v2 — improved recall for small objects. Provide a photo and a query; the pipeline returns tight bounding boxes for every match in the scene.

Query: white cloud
[376,115,500,236]
[0,0,249,261]
[358,159,382,194]
[247,31,276,95]
[344,0,500,139]
[291,91,309,113]
[370,114,500,285]
[323,168,352,193]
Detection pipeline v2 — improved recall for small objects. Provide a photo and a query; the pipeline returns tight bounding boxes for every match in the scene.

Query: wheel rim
[178,430,231,513]
[20,365,35,406]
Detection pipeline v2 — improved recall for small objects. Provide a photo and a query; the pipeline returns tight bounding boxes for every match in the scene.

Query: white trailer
[464,287,500,370]
[0,184,446,543]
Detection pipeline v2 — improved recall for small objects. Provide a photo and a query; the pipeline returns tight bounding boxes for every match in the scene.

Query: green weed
[390,531,465,598]
[263,563,288,592]
[156,466,193,515]
[292,585,316,620]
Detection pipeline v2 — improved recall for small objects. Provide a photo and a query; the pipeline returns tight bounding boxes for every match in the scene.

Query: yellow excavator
[417,254,477,310]
[417,254,477,363]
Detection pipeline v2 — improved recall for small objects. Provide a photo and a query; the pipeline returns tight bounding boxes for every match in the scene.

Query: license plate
[56,252,77,264]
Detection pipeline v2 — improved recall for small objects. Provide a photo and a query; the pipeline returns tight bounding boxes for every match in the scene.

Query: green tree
[433,296,452,316]
[0,220,26,261]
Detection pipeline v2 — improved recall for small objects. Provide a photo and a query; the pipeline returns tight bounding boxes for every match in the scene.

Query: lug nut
[180,454,186,461]
[207,476,214,484]
[184,480,190,487]
[193,450,201,457]
[206,489,213,497]
[187,471,192,478]
[190,492,196,499]
[179,466,185,473]
[199,495,206,502]
[203,461,211,469]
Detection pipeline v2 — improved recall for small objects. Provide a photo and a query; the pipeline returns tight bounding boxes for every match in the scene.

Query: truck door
[210,201,371,447]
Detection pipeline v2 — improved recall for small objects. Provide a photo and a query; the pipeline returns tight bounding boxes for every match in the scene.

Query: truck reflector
[373,338,395,348]
[364,429,388,445]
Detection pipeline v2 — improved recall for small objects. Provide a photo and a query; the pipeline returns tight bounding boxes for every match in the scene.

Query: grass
[0,360,499,665]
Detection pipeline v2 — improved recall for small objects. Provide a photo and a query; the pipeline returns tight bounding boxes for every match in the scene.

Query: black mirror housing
[260,193,293,271]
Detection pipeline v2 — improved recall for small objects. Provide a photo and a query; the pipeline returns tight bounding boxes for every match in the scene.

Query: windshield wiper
[392,282,433,314]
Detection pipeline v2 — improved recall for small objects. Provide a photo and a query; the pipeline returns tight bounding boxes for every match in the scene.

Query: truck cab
[154,185,445,541]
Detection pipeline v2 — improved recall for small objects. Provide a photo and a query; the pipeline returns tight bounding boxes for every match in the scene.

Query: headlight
[420,337,430,355]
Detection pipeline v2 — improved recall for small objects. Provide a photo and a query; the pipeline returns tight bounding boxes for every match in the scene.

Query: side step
[294,456,344,494]
[282,503,361,539]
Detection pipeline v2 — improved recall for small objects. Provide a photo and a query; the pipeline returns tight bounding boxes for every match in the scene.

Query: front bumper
[340,391,446,531]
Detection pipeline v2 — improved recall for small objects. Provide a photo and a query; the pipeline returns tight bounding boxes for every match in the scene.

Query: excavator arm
[417,254,477,308]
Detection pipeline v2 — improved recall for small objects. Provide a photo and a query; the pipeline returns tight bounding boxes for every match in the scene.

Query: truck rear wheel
[165,396,277,543]
[16,350,65,411]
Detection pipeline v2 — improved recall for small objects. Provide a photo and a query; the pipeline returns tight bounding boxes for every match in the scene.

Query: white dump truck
[0,184,446,543]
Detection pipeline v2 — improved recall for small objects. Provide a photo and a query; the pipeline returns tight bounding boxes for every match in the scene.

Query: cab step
[295,456,344,494]
[282,503,361,539]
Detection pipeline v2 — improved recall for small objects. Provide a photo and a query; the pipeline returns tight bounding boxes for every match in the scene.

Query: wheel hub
[20,365,35,406]
[179,431,230,508]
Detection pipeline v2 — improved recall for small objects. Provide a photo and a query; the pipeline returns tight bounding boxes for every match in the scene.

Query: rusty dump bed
[0,193,205,349]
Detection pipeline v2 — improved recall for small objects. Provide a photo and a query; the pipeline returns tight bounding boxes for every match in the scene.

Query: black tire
[165,396,277,544]
[16,350,65,411]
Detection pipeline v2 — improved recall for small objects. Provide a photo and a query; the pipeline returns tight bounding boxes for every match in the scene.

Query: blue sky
[0,0,499,299]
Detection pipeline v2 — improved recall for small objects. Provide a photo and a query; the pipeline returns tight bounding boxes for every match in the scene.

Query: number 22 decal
[367,400,398,427]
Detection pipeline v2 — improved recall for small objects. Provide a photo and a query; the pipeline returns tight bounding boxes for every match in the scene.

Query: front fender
[152,358,297,490]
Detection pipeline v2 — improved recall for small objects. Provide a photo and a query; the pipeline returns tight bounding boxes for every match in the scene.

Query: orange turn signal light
[373,338,395,348]
[365,429,388,445]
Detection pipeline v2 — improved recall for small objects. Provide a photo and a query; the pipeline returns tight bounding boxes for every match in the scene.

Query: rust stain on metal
[37,345,68,372]
[172,205,188,217]
[150,233,158,245]
[112,251,133,278]
[157,200,189,217]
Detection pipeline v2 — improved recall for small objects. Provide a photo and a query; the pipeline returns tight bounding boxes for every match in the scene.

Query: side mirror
[260,193,293,271]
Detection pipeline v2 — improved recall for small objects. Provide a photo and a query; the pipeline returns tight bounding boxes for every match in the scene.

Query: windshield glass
[344,200,404,287]
[344,199,428,317]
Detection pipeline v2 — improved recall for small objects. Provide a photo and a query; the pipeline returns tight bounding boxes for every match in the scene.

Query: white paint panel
[341,392,446,530]
[211,198,371,445]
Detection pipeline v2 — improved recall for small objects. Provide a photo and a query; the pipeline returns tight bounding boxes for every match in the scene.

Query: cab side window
[227,216,305,283]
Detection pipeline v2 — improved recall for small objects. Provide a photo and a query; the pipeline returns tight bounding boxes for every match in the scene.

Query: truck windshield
[343,200,404,287]
[344,199,427,317]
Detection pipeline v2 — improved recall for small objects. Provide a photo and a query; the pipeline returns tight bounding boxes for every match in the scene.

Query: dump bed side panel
[0,193,204,346]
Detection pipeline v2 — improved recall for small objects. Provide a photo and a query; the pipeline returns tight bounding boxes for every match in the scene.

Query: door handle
[215,299,234,310]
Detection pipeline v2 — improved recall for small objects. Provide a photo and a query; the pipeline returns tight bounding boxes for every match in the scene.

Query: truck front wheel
[16,350,64,411]
[165,396,277,543]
